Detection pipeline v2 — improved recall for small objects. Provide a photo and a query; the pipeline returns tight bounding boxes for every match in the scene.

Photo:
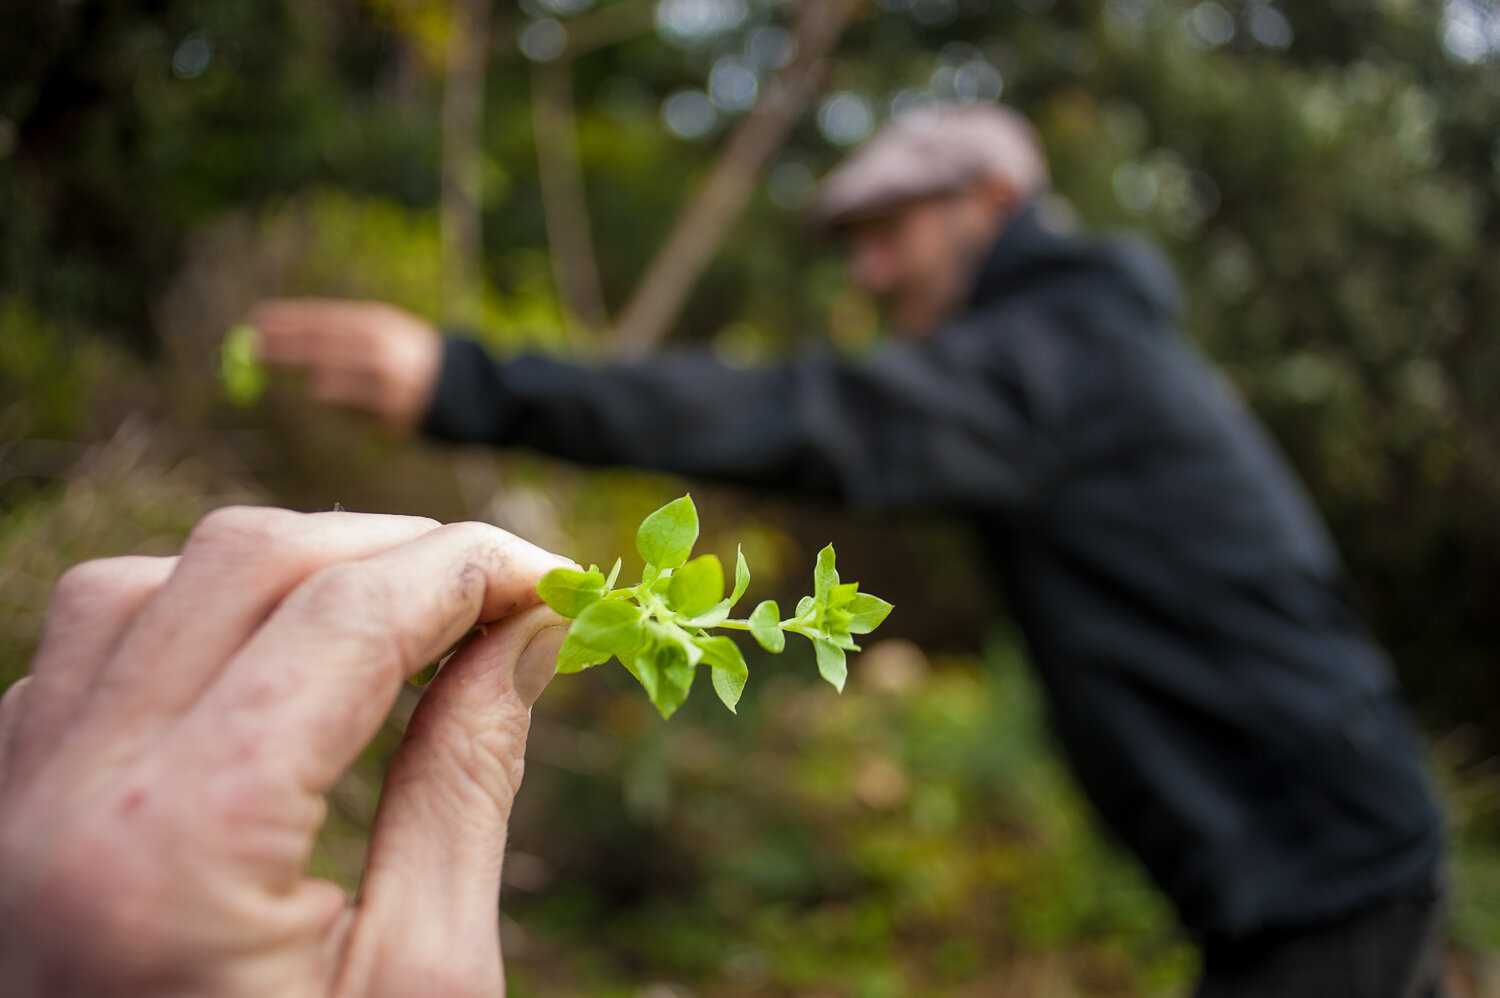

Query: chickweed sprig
[537,495,893,718]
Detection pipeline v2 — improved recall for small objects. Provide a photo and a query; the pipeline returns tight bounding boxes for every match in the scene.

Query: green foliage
[0,298,89,444]
[539,495,892,718]
[504,639,1198,996]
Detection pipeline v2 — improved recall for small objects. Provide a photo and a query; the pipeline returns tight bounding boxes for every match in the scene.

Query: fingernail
[514,625,567,707]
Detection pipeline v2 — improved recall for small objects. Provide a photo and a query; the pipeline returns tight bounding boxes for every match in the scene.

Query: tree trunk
[440,0,492,327]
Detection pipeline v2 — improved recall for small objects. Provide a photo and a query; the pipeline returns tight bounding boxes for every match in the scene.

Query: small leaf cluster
[537,495,893,719]
[221,324,268,407]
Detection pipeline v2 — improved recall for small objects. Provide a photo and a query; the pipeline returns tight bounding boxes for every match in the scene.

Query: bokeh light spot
[1442,0,1500,63]
[662,89,718,139]
[953,59,1004,102]
[519,18,569,62]
[817,92,875,147]
[746,26,795,70]
[172,31,213,80]
[1249,6,1294,49]
[1189,2,1236,48]
[709,57,759,113]
[656,0,748,48]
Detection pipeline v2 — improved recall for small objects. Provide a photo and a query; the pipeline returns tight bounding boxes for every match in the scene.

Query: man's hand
[252,300,444,435]
[0,507,573,998]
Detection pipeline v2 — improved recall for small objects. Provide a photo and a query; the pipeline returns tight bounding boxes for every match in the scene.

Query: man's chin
[890,311,940,340]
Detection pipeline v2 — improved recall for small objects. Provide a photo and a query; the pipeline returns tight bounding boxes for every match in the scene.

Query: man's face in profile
[840,183,1013,339]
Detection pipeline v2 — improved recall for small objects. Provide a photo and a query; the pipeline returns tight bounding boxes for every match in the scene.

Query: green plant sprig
[221,323,268,407]
[537,494,893,719]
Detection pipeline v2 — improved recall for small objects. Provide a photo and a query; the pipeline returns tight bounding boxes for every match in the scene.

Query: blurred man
[0,508,569,997]
[254,104,1447,996]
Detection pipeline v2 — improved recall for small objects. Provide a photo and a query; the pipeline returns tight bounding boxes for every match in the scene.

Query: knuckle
[464,724,529,807]
[437,522,516,603]
[184,505,296,563]
[301,561,393,614]
[44,557,163,631]
[48,560,126,618]
[418,711,530,811]
[441,521,513,565]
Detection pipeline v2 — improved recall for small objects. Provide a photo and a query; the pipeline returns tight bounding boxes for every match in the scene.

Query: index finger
[250,297,378,328]
[181,520,573,794]
[251,298,382,362]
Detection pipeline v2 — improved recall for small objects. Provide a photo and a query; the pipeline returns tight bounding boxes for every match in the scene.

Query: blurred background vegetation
[3,0,1499,993]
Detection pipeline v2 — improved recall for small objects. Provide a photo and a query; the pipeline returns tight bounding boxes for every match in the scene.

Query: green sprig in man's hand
[537,495,893,718]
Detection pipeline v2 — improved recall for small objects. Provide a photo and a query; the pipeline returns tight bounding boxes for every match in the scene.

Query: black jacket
[423,204,1443,936]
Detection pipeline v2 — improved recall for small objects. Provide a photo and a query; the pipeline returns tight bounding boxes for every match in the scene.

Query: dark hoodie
[423,203,1442,937]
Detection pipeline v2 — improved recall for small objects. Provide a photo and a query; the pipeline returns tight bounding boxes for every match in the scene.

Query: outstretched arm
[424,334,1053,513]
[252,298,1058,513]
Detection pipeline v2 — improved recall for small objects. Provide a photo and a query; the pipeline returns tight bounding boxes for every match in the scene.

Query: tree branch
[532,58,609,334]
[611,0,864,356]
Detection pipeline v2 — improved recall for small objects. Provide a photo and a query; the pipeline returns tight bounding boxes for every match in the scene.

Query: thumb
[343,603,566,997]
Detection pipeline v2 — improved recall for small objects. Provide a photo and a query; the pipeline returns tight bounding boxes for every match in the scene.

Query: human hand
[251,299,444,435]
[0,507,573,998]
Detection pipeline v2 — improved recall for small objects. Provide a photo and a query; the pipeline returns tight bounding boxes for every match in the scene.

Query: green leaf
[686,601,732,629]
[536,567,607,618]
[795,595,816,618]
[847,592,894,634]
[621,644,659,704]
[407,658,440,688]
[667,554,724,617]
[646,641,694,719]
[822,606,854,634]
[729,545,751,606]
[637,495,699,569]
[813,638,847,692]
[603,557,623,591]
[698,634,747,674]
[650,620,705,668]
[699,635,748,712]
[221,323,267,407]
[749,600,785,653]
[828,582,859,609]
[571,599,645,654]
[556,633,611,674]
[648,575,673,601]
[829,631,860,652]
[813,544,838,601]
[712,668,747,712]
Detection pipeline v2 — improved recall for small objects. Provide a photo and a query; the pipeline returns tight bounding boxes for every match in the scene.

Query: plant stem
[716,619,820,639]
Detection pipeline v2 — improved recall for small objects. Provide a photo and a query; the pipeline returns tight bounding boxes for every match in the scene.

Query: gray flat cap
[810,102,1050,230]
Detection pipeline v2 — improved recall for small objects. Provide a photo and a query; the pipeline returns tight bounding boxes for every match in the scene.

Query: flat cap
[810,102,1050,230]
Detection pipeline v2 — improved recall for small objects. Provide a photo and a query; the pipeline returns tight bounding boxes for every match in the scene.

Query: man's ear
[980,177,1022,227]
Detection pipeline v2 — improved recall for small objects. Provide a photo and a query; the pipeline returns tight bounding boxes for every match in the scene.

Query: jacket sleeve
[420,322,1063,514]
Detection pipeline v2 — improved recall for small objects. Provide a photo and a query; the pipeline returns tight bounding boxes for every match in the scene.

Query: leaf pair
[748,544,892,692]
[537,494,892,719]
